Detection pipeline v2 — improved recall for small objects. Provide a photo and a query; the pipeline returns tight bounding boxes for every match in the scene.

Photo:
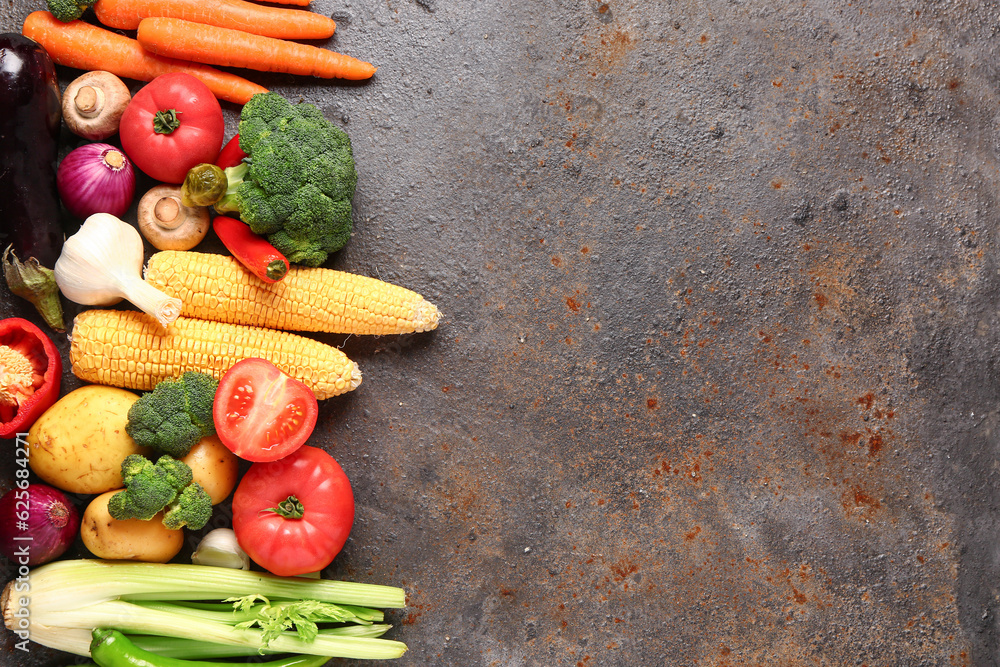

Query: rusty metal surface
[3,0,1000,664]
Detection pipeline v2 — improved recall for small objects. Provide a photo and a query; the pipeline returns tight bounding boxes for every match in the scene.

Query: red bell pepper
[215,134,247,170]
[0,318,61,438]
[213,216,289,283]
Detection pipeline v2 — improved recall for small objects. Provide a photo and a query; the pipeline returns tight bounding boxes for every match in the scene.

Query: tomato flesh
[213,358,318,462]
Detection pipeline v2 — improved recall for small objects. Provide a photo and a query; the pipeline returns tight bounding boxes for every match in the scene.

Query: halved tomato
[213,358,318,462]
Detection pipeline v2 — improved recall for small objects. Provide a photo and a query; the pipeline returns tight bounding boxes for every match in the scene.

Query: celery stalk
[129,625,396,659]
[1,559,408,660]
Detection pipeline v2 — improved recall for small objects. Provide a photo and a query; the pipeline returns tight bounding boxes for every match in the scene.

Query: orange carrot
[22,11,267,105]
[136,18,377,81]
[93,0,333,40]
[243,0,310,6]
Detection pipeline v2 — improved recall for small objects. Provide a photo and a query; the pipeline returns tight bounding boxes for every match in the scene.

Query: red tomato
[232,445,354,576]
[213,358,318,462]
[119,73,224,184]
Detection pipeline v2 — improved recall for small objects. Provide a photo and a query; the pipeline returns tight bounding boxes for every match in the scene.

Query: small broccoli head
[262,185,353,267]
[155,455,194,492]
[46,0,94,22]
[107,454,210,530]
[108,455,187,522]
[125,372,218,457]
[234,92,358,267]
[119,453,155,485]
[239,93,292,148]
[245,134,301,197]
[162,482,213,531]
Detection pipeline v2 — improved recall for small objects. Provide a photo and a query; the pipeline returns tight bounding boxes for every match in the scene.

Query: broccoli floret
[155,454,195,492]
[108,455,213,530]
[119,453,155,484]
[108,455,178,521]
[125,372,218,457]
[46,0,94,22]
[213,92,358,267]
[162,482,213,531]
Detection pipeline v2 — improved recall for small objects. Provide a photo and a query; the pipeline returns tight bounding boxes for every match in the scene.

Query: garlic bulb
[54,212,181,328]
[192,528,250,570]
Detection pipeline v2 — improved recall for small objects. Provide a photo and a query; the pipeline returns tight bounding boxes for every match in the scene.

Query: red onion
[0,483,79,566]
[57,142,135,220]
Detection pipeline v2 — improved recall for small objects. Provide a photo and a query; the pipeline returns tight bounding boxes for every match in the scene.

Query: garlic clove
[192,528,250,570]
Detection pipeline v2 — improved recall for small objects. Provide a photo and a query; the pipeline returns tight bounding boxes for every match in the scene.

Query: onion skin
[0,483,79,565]
[57,143,135,220]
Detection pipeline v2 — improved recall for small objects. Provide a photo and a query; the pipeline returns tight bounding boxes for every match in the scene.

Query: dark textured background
[3,0,1000,664]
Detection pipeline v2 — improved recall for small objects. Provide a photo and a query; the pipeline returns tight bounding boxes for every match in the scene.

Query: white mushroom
[137,185,211,251]
[61,71,131,141]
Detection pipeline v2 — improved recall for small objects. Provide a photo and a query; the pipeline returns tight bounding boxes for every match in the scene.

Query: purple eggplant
[0,33,64,331]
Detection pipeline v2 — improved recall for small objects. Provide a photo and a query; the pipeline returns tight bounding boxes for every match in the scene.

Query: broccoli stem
[213,162,249,214]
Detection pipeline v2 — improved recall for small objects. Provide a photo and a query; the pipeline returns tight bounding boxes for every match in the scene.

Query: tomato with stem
[119,72,224,184]
[232,445,354,576]
[213,358,318,462]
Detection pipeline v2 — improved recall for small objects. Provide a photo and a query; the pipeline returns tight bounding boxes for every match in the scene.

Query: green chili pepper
[89,629,331,667]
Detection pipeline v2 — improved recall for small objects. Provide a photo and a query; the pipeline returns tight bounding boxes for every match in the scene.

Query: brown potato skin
[27,386,151,494]
[181,435,239,505]
[81,490,183,562]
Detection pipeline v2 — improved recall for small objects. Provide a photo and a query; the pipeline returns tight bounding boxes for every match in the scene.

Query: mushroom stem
[74,85,104,118]
[153,197,183,230]
[137,184,211,251]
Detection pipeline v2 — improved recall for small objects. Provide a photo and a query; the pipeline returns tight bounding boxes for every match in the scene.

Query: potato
[27,385,150,494]
[181,435,239,505]
[81,490,183,562]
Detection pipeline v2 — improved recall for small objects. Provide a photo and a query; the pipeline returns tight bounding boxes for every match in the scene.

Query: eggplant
[0,33,64,331]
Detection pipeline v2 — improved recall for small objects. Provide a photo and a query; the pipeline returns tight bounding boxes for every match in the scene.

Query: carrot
[136,18,377,81]
[93,0,334,40]
[242,0,311,6]
[22,11,267,105]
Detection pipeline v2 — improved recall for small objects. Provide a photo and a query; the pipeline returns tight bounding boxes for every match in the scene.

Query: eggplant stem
[2,246,65,333]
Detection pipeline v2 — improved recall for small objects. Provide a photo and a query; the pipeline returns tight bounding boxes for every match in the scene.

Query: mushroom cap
[62,71,131,141]
[137,185,211,251]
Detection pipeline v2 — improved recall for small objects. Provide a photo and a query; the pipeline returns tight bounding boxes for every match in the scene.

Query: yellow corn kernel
[144,250,441,335]
[69,310,361,400]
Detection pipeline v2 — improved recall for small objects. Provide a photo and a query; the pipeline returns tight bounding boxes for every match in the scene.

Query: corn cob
[69,309,361,400]
[144,250,441,335]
